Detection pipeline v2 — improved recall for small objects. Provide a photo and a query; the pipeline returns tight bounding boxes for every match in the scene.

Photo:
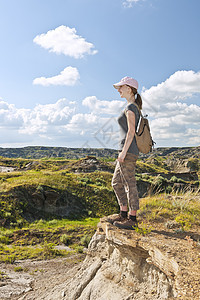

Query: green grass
[0,243,72,263]
[0,270,8,281]
[138,190,200,228]
[0,167,118,225]
[27,217,99,229]
[0,217,99,261]
[135,222,152,235]
[14,266,24,272]
[136,161,169,174]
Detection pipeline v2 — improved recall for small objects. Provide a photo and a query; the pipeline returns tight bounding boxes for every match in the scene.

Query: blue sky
[0,0,200,149]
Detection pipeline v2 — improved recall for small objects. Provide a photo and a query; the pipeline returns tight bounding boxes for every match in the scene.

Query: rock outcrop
[68,156,114,173]
[0,166,16,172]
[48,216,200,300]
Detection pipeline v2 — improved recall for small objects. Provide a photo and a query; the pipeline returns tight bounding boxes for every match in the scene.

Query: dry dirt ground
[0,253,86,300]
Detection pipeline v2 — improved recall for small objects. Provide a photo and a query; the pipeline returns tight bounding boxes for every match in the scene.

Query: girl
[109,76,142,230]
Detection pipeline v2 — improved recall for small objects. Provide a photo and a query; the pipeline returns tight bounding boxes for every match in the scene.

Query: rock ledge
[49,216,200,300]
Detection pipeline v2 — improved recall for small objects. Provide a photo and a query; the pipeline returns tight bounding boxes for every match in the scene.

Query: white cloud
[141,70,200,147]
[186,128,200,145]
[33,25,98,59]
[1,70,200,148]
[65,113,98,134]
[64,112,120,149]
[0,98,77,147]
[19,98,76,135]
[123,0,142,8]
[66,97,128,148]
[82,96,125,115]
[0,100,26,127]
[33,66,80,86]
[142,70,200,113]
[0,97,121,149]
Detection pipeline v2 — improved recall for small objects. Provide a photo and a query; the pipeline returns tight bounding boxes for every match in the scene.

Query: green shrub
[154,175,166,186]
[0,271,7,280]
[165,186,172,194]
[36,185,44,192]
[0,235,11,245]
[95,177,106,186]
[3,254,16,264]
[78,177,93,184]
[175,215,192,231]
[75,245,84,253]
[170,176,178,183]
[14,266,23,272]
[141,174,150,180]
[48,219,58,226]
[42,242,57,259]
[35,219,46,227]
[80,234,92,248]
[135,222,152,235]
[16,219,26,228]
[60,234,72,246]
[1,178,7,182]
[187,158,199,172]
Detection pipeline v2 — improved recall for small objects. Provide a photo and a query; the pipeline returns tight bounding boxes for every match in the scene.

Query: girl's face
[117,85,131,98]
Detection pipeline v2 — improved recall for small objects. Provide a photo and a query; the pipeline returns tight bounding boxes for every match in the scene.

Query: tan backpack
[133,103,155,154]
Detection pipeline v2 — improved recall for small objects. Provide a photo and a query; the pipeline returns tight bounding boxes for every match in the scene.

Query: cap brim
[113,82,123,89]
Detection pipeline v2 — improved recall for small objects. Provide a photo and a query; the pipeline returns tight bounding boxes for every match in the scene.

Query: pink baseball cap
[113,76,138,90]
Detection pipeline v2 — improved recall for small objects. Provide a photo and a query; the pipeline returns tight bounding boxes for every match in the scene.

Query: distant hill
[0,145,199,159]
[0,146,118,159]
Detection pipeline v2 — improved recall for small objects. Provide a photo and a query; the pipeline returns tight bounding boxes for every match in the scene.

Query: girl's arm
[118,110,135,162]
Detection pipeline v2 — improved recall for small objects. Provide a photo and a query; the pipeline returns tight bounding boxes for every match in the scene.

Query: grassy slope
[0,155,199,262]
[0,191,199,263]
[0,218,99,263]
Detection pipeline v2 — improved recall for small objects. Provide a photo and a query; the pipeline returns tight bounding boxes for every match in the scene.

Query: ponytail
[135,93,142,110]
[130,87,143,110]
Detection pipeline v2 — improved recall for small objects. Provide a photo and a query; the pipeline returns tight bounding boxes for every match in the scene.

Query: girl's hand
[117,151,126,163]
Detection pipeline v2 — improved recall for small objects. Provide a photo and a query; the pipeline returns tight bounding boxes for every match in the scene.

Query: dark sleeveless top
[117,103,140,155]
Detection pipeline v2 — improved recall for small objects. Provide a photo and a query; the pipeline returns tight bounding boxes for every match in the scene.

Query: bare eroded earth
[0,253,85,300]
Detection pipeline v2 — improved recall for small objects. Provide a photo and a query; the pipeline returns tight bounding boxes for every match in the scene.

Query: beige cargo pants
[111,153,139,211]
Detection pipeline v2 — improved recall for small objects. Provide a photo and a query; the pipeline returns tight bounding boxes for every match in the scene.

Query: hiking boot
[113,218,138,230]
[106,214,127,225]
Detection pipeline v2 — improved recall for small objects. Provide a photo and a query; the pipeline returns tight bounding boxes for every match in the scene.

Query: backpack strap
[131,102,143,134]
[124,102,143,134]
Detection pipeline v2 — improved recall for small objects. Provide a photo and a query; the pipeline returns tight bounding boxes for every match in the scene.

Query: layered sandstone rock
[54,217,200,300]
